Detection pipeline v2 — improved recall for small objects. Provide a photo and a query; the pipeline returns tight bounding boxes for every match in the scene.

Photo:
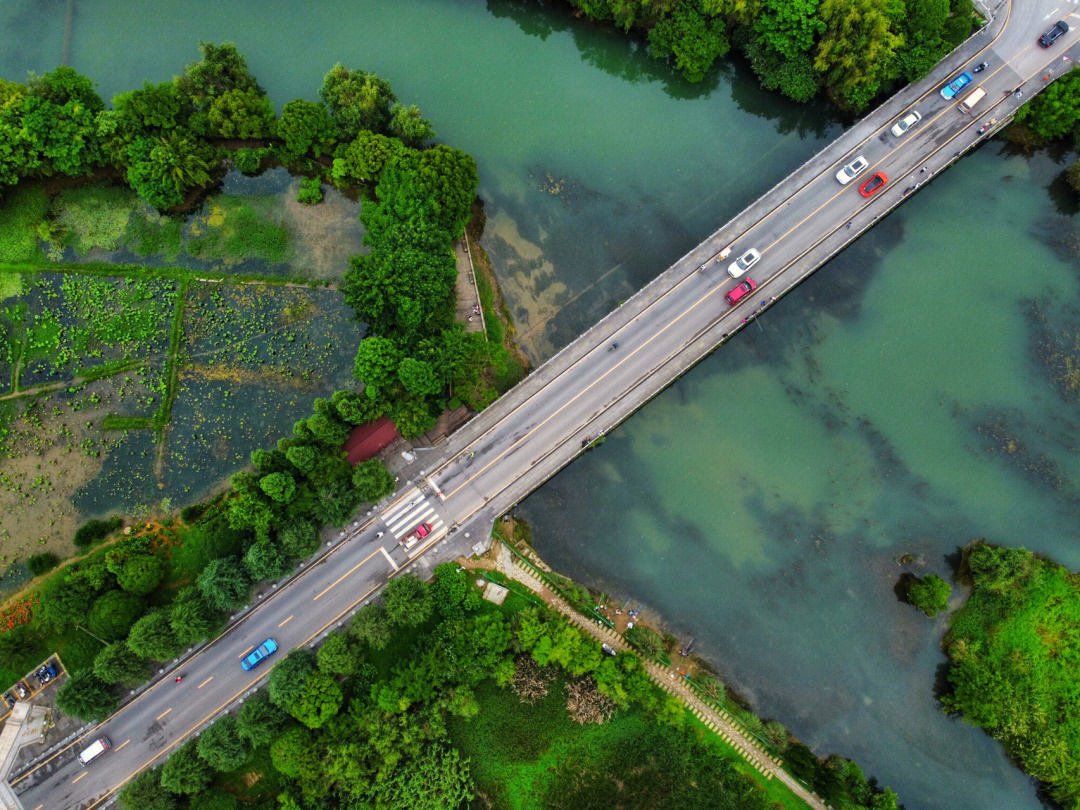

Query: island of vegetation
[943,542,1080,808]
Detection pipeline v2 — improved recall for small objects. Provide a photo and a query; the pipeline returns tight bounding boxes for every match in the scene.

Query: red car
[401,522,432,550]
[725,278,756,306]
[859,172,888,198]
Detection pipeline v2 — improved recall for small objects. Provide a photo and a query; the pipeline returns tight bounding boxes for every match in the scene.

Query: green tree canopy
[814,0,903,110]
[161,738,214,795]
[244,539,293,581]
[88,589,145,640]
[319,64,397,138]
[236,691,288,749]
[648,2,730,84]
[56,670,118,722]
[906,573,951,617]
[388,103,436,148]
[349,602,392,649]
[276,99,336,158]
[279,520,320,559]
[94,641,148,687]
[169,585,218,645]
[352,458,396,503]
[382,574,433,628]
[117,553,166,595]
[127,609,182,661]
[197,556,250,611]
[117,767,177,810]
[196,714,248,771]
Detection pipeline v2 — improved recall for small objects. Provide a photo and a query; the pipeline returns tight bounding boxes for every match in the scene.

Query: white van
[78,736,111,765]
[959,87,985,113]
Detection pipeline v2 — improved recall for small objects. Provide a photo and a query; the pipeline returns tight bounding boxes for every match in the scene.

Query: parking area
[0,656,63,723]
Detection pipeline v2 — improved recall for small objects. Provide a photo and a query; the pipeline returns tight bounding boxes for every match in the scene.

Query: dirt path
[454,237,484,334]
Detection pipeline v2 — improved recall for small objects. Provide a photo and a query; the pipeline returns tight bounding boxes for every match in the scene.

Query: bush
[88,590,145,640]
[0,184,48,263]
[26,552,60,576]
[296,177,323,204]
[180,501,211,522]
[907,574,951,617]
[73,516,123,547]
[232,147,267,174]
[117,553,166,595]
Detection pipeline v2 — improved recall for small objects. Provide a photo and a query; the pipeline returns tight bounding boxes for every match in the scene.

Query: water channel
[3,1,1075,808]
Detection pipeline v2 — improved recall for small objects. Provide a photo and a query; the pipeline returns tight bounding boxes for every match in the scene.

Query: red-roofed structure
[342,417,399,465]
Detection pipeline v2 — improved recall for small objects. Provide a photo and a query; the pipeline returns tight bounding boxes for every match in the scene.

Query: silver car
[891,110,922,137]
[835,156,869,185]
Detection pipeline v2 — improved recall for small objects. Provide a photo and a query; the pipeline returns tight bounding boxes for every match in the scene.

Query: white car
[727,248,760,278]
[835,156,869,185]
[890,111,922,137]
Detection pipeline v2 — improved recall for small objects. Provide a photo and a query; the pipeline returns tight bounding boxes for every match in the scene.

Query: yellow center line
[197,676,213,689]
[238,646,255,659]
[429,4,1020,491]
[313,548,381,600]
[156,708,171,720]
[115,740,130,752]
[34,804,43,810]
[278,615,293,627]
[72,772,86,784]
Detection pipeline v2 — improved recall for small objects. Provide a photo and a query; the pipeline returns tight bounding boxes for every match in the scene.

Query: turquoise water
[2,2,1069,807]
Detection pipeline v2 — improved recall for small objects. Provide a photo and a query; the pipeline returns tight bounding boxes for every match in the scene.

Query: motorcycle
[174,675,183,683]
[973,61,988,73]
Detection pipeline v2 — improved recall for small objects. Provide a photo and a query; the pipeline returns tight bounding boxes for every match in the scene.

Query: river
[1,1,1068,808]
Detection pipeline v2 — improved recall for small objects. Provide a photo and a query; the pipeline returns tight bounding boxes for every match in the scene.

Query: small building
[342,417,399,466]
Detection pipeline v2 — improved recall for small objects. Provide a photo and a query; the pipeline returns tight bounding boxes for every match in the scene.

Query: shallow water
[2,2,1073,807]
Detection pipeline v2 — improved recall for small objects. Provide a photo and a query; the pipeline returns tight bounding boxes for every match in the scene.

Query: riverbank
[492,514,901,810]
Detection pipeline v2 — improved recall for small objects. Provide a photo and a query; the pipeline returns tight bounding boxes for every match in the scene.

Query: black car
[1039,20,1069,47]
[2,692,15,710]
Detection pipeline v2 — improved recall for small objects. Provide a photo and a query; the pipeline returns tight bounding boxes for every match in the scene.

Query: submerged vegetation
[944,543,1080,807]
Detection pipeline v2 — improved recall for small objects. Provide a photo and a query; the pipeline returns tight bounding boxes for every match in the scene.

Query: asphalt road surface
[13,1,1078,807]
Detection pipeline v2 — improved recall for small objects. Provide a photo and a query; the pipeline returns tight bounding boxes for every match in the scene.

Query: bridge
[11,0,1079,806]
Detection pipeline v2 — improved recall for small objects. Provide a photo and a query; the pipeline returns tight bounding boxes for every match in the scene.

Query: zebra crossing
[379,486,446,549]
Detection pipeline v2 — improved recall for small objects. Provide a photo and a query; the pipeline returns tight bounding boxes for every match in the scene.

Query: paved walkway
[454,237,484,334]
[494,544,831,810]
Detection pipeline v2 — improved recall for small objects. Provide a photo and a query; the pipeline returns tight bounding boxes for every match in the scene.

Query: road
[12,0,1080,806]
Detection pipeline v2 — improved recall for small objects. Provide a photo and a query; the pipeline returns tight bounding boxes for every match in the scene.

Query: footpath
[492,544,831,810]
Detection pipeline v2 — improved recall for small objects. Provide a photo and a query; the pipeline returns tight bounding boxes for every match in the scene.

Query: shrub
[232,147,266,174]
[73,515,123,547]
[88,590,145,640]
[180,501,211,522]
[296,177,323,204]
[26,552,60,576]
[907,574,951,617]
[0,184,48,263]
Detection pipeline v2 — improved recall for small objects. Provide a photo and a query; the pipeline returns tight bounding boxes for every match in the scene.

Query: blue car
[940,72,972,99]
[241,638,278,671]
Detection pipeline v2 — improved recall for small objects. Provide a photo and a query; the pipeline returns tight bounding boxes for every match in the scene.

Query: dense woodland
[944,543,1080,808]
[553,0,976,110]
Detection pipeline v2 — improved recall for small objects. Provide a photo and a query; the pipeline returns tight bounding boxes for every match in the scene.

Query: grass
[186,196,293,265]
[49,185,138,255]
[0,184,48,263]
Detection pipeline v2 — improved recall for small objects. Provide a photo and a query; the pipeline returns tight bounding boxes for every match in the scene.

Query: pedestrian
[845,221,852,228]
[920,166,927,174]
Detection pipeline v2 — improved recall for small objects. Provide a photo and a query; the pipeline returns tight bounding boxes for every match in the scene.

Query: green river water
[4,1,1075,808]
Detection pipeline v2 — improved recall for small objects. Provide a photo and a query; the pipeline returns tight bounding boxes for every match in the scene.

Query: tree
[188,788,239,810]
[382,574,432,627]
[625,625,665,660]
[398,356,440,398]
[391,398,437,441]
[305,411,351,447]
[270,725,320,780]
[124,132,215,210]
[88,590,145,640]
[94,642,148,686]
[1014,68,1080,140]
[268,649,317,708]
[103,80,192,165]
[349,602,392,649]
[648,1,730,84]
[331,129,409,184]
[352,458,396,503]
[353,336,403,400]
[754,0,825,60]
[367,745,472,810]
[276,99,335,158]
[260,471,297,504]
[21,66,103,177]
[161,738,213,795]
[40,569,105,628]
[206,87,274,138]
[127,609,182,661]
[56,670,118,721]
[196,714,248,771]
[169,586,218,645]
[197,557,250,611]
[244,540,292,581]
[404,145,478,237]
[285,445,316,474]
[814,0,903,110]
[279,520,320,559]
[388,103,435,148]
[236,691,287,749]
[117,767,177,810]
[316,631,364,676]
[117,554,165,595]
[906,573,951,617]
[511,655,554,704]
[180,42,261,110]
[290,669,343,728]
[319,64,397,138]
